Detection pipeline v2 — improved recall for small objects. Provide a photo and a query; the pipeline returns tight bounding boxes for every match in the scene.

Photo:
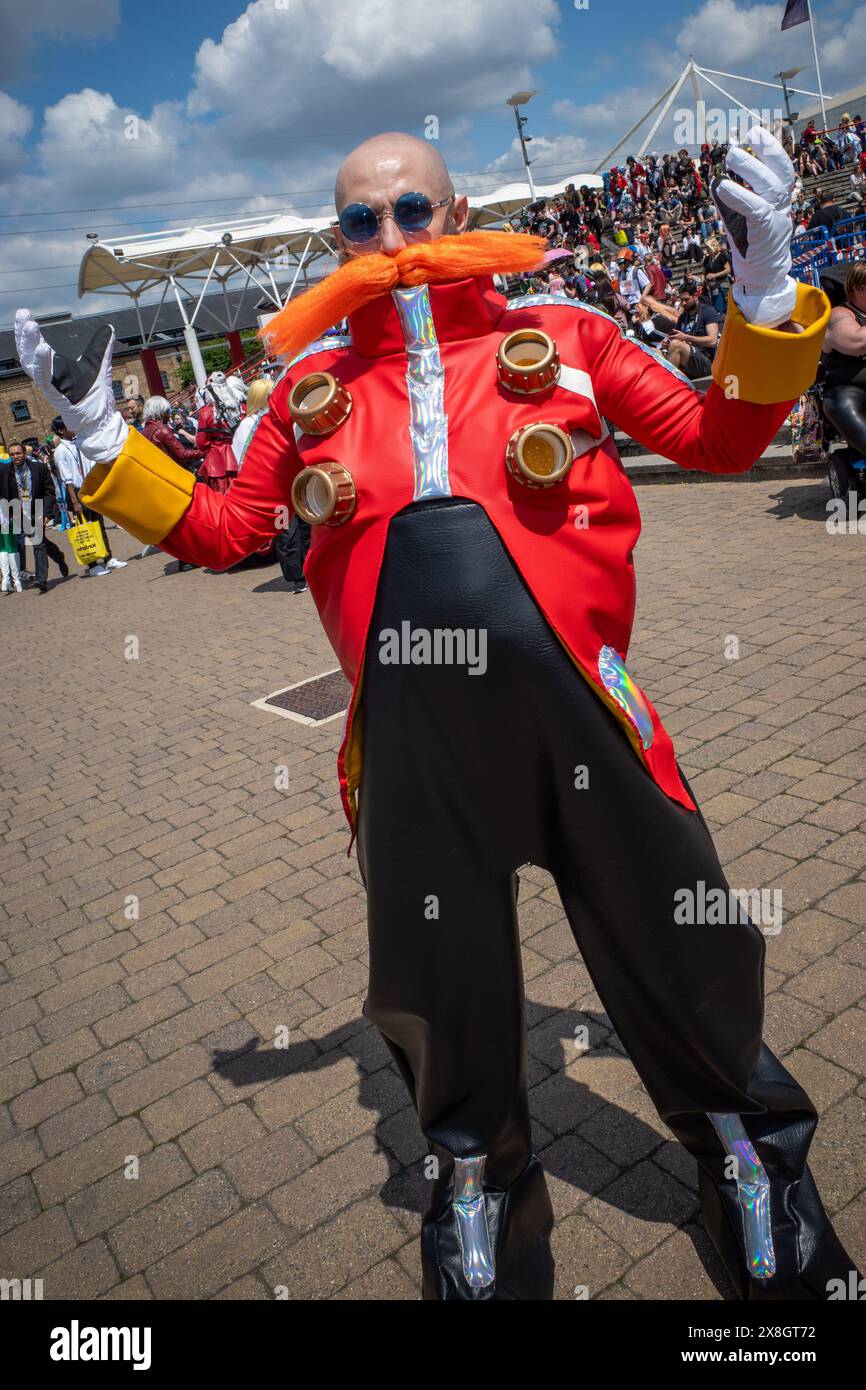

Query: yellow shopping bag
[68,516,108,566]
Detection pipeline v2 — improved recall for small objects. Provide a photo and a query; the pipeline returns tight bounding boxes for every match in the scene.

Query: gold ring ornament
[291,462,356,526]
[506,422,575,489]
[496,329,560,395]
[288,371,352,436]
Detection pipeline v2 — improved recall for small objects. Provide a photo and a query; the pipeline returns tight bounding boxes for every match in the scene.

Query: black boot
[695,1048,860,1301]
[700,1164,859,1301]
[421,1152,555,1301]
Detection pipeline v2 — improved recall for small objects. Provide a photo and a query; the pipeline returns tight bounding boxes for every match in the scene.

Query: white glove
[14,308,129,464]
[710,126,797,328]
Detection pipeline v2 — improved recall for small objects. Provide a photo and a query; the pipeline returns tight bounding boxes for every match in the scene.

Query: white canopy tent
[77,173,604,385]
[78,211,337,383]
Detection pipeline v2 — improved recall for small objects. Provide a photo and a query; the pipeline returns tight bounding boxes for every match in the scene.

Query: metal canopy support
[168,276,207,390]
[638,61,694,158]
[597,57,833,169]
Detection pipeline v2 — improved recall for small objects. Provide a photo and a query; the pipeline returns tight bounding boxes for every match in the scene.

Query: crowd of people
[0,366,311,596]
[505,122,864,386]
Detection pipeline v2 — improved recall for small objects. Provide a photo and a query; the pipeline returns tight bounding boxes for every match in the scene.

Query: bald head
[333,131,468,257]
[335,132,453,209]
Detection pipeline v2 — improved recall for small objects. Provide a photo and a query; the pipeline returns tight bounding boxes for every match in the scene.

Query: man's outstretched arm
[13,306,301,569]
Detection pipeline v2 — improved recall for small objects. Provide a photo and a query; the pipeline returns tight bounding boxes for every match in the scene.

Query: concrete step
[624,442,825,485]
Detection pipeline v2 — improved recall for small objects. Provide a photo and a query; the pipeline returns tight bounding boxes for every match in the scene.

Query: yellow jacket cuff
[79,428,196,546]
[711,280,830,405]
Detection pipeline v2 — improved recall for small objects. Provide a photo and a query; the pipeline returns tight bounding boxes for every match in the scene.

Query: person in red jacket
[195,372,246,493]
[15,128,858,1303]
[141,396,203,469]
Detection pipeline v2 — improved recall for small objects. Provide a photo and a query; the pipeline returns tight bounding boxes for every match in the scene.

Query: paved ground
[1,473,864,1301]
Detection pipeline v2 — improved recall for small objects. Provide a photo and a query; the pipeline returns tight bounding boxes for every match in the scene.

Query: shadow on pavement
[765,480,832,522]
[212,1001,735,1300]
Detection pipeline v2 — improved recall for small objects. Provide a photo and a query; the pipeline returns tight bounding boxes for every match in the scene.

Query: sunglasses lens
[394,192,434,232]
[339,203,379,243]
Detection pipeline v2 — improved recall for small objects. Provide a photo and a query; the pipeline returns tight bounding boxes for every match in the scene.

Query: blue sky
[0,0,862,323]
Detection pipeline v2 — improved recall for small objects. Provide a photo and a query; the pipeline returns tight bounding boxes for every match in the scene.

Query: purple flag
[781,0,809,29]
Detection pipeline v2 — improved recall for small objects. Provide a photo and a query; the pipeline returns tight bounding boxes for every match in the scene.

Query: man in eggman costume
[17,126,859,1301]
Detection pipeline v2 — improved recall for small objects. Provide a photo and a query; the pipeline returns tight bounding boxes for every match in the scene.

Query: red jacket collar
[348,275,508,358]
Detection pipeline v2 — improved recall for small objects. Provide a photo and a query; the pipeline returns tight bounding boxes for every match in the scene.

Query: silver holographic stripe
[708,1112,776,1279]
[391,283,451,500]
[453,1155,495,1288]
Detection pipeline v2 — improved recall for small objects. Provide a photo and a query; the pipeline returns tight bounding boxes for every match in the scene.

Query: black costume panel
[356,499,857,1300]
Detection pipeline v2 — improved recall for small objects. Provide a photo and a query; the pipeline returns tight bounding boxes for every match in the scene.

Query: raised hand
[14,309,128,463]
[710,125,797,328]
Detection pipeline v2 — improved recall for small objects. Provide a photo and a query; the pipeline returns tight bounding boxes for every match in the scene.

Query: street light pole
[774,66,804,128]
[507,91,539,202]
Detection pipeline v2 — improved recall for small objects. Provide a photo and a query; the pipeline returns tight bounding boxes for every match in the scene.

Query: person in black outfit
[274,515,311,593]
[821,261,866,457]
[3,442,69,593]
[808,193,846,234]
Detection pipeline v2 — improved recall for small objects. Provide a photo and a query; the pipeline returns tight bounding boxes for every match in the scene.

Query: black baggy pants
[356,500,855,1301]
[275,516,311,586]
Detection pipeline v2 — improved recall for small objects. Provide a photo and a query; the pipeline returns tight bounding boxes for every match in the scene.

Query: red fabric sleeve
[588,316,792,474]
[162,388,300,568]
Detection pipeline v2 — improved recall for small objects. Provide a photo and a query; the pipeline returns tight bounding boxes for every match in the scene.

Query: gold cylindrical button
[288,371,352,436]
[291,462,356,526]
[496,329,560,396]
[506,422,574,489]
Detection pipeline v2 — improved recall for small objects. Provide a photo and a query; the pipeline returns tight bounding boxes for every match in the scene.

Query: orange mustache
[260,230,548,361]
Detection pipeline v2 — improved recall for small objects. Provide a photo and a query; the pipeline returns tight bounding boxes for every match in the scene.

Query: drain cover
[252,668,352,725]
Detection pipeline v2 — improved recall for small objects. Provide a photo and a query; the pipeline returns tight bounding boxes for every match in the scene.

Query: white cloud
[0,91,33,177]
[0,0,119,81]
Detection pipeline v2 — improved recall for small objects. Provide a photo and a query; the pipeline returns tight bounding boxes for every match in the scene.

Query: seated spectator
[616,249,650,310]
[809,191,846,233]
[664,287,721,380]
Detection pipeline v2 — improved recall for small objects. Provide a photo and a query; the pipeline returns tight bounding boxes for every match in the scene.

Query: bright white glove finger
[14,308,55,389]
[726,145,788,210]
[741,124,795,197]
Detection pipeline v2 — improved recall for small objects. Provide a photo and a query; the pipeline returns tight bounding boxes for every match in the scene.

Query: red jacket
[195,404,238,479]
[143,419,202,467]
[157,276,792,831]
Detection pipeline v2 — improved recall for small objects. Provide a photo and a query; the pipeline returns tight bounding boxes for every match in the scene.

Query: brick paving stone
[807,1008,866,1075]
[269,1133,396,1232]
[38,1093,116,1159]
[77,1040,147,1094]
[222,1125,317,1199]
[66,1144,194,1241]
[583,1160,699,1260]
[0,1207,76,1277]
[0,1176,41,1238]
[262,1196,408,1299]
[109,1170,240,1275]
[551,1210,632,1299]
[146,1205,291,1299]
[2,480,863,1300]
[31,1028,102,1082]
[38,1238,120,1299]
[107,1045,212,1115]
[177,1104,266,1173]
[331,1258,418,1300]
[10,1073,83,1132]
[784,958,866,1013]
[140,1080,223,1144]
[253,1054,360,1129]
[34,1118,152,1208]
[623,1226,728,1300]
